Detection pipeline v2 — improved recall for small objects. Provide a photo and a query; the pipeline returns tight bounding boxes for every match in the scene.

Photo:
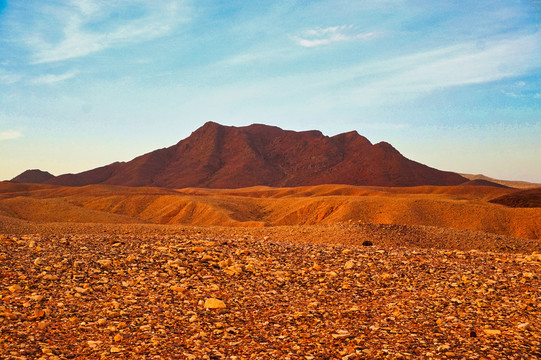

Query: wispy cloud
[500,80,540,99]
[0,130,22,140]
[0,69,22,84]
[14,0,189,64]
[219,48,296,67]
[172,32,541,122]
[293,25,376,47]
[336,32,541,105]
[31,71,78,85]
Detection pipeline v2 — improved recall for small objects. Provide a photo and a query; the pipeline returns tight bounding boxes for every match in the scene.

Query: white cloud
[0,130,22,140]
[31,71,78,84]
[211,31,541,113]
[337,32,541,106]
[0,69,22,84]
[294,25,376,47]
[219,48,295,67]
[166,32,541,122]
[15,0,189,64]
[499,80,540,99]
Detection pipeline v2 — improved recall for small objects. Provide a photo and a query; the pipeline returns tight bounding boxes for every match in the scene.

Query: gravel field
[1,224,540,359]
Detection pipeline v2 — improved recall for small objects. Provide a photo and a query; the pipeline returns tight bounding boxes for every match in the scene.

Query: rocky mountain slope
[10,169,54,184]
[15,122,467,188]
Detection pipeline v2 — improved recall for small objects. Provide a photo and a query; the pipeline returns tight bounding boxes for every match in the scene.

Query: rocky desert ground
[1,182,540,359]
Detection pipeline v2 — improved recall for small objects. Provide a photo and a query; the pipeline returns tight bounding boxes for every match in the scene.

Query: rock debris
[1,226,540,359]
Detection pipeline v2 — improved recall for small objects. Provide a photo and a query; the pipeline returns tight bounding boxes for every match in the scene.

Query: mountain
[460,179,511,189]
[460,173,541,189]
[19,122,468,188]
[11,169,54,184]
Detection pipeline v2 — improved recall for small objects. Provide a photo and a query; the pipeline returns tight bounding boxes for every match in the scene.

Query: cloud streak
[175,32,541,121]
[13,0,189,64]
[0,69,22,84]
[31,71,78,84]
[0,130,22,140]
[333,32,541,106]
[293,25,376,47]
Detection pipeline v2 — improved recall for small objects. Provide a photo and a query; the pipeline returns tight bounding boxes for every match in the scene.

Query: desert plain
[1,181,540,359]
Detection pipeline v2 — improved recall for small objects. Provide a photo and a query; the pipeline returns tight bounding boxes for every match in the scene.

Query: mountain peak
[375,141,400,154]
[11,169,54,183]
[18,122,467,188]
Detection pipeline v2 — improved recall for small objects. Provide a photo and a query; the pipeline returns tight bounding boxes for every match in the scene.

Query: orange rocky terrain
[1,225,541,359]
[1,182,541,359]
[0,181,539,240]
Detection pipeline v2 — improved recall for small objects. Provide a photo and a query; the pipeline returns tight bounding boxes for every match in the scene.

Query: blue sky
[1,0,540,182]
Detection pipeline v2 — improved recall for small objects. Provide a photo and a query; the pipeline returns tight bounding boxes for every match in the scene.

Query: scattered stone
[224,265,243,275]
[332,330,352,339]
[8,284,21,292]
[42,274,58,280]
[1,226,540,358]
[110,345,123,353]
[170,285,187,293]
[87,340,102,349]
[204,298,226,309]
[97,259,112,267]
[74,287,87,294]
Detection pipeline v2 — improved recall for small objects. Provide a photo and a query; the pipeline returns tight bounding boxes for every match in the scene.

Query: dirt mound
[10,169,54,183]
[36,122,467,188]
[490,187,541,208]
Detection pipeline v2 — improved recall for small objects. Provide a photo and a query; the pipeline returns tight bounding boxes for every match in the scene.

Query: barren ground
[1,223,540,359]
[1,182,540,240]
[1,182,540,359]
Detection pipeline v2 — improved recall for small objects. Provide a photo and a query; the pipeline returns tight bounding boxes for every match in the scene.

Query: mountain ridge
[13,122,468,188]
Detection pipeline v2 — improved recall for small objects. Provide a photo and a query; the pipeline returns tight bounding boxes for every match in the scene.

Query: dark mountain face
[20,122,468,188]
[11,169,54,184]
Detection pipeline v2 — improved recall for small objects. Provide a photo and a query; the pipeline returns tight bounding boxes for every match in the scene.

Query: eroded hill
[1,181,539,240]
